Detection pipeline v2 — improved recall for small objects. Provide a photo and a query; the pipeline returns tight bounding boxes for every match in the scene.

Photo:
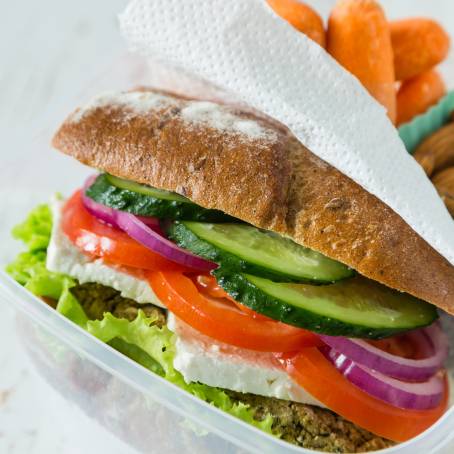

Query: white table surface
[1,1,454,453]
[0,2,127,453]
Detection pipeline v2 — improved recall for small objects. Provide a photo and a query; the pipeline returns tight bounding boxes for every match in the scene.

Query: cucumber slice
[213,269,438,339]
[169,221,353,283]
[86,174,237,222]
[107,174,189,202]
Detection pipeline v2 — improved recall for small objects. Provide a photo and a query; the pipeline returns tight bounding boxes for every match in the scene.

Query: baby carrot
[396,70,446,126]
[267,0,326,48]
[391,18,450,81]
[327,0,396,123]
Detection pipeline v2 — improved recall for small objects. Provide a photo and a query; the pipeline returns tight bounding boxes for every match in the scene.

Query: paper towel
[120,0,454,265]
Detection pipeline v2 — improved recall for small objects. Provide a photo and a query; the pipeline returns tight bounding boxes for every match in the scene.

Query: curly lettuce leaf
[86,309,274,433]
[58,295,274,433]
[6,203,75,301]
[7,203,275,437]
[12,203,53,252]
[109,338,165,376]
[6,250,48,286]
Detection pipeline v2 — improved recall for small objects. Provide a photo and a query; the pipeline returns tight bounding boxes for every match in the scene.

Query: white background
[0,1,454,453]
[0,2,126,453]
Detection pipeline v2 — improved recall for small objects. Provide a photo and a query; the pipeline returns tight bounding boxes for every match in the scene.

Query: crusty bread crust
[52,89,454,314]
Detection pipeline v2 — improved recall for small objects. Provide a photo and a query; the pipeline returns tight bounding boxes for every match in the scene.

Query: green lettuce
[12,203,53,252]
[6,203,75,301]
[61,298,274,432]
[7,203,275,436]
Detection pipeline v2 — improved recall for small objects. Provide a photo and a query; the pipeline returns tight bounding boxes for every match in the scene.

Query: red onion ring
[115,213,217,271]
[82,176,217,272]
[319,323,449,382]
[83,190,162,233]
[82,175,161,231]
[322,346,445,410]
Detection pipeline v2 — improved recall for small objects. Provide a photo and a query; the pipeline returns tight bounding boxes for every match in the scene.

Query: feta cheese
[170,314,324,407]
[46,197,164,308]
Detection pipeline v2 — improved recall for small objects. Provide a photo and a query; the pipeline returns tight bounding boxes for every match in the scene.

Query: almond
[414,123,454,177]
[432,166,454,216]
[414,149,435,176]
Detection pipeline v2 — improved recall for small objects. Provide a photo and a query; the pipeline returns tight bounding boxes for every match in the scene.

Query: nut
[414,149,435,176]
[432,167,454,217]
[413,123,454,177]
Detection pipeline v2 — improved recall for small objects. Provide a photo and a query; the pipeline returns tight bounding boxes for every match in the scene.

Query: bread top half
[52,88,454,314]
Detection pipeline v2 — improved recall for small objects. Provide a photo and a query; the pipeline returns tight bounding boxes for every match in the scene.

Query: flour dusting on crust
[70,90,277,143]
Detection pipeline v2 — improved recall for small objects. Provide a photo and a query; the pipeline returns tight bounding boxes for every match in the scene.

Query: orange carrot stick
[327,0,396,123]
[391,18,450,81]
[396,69,446,126]
[267,0,326,48]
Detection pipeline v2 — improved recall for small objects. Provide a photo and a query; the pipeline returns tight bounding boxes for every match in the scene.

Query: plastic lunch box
[2,54,454,454]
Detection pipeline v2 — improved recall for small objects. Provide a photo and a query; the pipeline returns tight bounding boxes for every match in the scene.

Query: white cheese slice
[46,197,164,308]
[169,313,324,408]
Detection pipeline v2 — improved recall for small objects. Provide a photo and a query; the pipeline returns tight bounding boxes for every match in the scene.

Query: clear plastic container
[2,272,454,454]
[2,54,454,454]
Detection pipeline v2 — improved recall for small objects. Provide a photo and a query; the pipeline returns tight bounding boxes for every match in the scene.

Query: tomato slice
[62,190,191,272]
[149,270,323,352]
[194,274,270,321]
[280,348,449,442]
[369,335,425,359]
[194,274,235,300]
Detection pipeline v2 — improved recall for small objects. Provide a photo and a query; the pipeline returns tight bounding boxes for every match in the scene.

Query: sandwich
[8,88,452,453]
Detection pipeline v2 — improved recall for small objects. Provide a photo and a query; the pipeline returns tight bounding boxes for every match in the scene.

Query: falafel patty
[71,282,394,453]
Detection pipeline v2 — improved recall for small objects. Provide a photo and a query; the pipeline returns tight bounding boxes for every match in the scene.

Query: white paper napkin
[120,0,454,265]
